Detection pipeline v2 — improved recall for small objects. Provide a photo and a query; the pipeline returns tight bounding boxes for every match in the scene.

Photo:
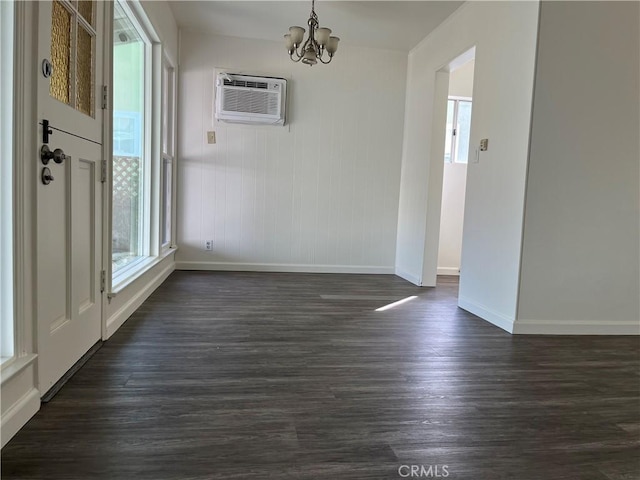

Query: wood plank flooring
[2,272,639,479]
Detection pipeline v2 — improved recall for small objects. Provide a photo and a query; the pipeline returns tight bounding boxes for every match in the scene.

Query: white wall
[437,60,474,276]
[516,1,640,334]
[448,60,474,100]
[175,32,407,273]
[141,0,178,65]
[395,1,539,332]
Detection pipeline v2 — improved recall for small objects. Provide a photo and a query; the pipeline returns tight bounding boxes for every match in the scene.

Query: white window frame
[161,57,175,250]
[0,0,15,365]
[445,96,472,164]
[109,0,163,291]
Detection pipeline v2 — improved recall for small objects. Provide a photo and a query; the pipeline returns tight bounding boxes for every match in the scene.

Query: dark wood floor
[2,272,639,479]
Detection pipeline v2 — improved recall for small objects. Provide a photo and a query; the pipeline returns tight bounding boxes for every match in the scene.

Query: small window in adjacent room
[113,111,142,157]
[444,97,472,164]
[0,0,15,363]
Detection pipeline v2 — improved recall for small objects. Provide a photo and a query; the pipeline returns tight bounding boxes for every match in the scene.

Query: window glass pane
[162,65,169,155]
[0,0,14,361]
[113,112,141,156]
[444,100,455,163]
[455,100,472,164]
[112,1,146,273]
[75,24,94,116]
[162,158,172,245]
[50,0,72,106]
[77,0,94,27]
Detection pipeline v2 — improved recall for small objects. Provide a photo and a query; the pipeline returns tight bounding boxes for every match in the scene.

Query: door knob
[41,167,54,185]
[40,145,67,165]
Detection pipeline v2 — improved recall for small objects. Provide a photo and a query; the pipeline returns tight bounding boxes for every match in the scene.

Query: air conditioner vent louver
[223,79,269,89]
[216,73,287,126]
[222,89,280,116]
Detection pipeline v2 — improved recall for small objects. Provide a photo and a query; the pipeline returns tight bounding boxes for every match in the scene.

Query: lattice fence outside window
[112,156,141,267]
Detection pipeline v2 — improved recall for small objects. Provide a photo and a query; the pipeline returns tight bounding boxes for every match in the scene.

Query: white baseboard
[175,261,394,275]
[394,268,422,286]
[458,296,516,333]
[437,267,460,276]
[106,262,175,338]
[1,387,40,448]
[512,319,640,335]
[1,354,39,447]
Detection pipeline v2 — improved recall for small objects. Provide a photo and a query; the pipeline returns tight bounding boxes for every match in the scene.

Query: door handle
[40,145,67,165]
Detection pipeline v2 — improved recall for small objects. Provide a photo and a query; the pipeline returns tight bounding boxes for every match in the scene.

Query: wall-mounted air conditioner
[215,73,287,126]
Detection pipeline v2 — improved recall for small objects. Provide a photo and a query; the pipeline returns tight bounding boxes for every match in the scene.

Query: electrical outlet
[204,240,213,251]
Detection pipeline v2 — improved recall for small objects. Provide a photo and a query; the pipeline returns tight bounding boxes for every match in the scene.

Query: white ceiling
[168,1,465,52]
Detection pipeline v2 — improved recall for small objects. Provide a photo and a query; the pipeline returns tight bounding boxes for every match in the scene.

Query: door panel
[38,155,69,334]
[73,158,97,313]
[37,0,104,394]
[37,133,102,393]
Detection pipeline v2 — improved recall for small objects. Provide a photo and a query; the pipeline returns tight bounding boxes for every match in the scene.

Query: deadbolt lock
[41,167,54,185]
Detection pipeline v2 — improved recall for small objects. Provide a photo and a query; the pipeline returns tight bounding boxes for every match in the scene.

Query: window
[111,0,150,275]
[113,111,142,157]
[110,1,172,287]
[161,60,175,248]
[49,0,96,116]
[0,0,14,363]
[444,97,472,164]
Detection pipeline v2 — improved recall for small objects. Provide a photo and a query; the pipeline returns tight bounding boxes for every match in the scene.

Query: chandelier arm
[289,52,303,63]
[316,47,332,64]
[290,44,305,60]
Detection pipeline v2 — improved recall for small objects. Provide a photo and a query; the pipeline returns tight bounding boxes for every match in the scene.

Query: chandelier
[284,0,340,66]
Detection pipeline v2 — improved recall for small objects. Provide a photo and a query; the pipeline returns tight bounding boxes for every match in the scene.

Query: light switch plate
[207,131,216,144]
[480,138,488,151]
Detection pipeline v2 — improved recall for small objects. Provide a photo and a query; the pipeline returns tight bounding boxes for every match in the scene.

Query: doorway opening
[435,49,475,285]
[437,56,475,278]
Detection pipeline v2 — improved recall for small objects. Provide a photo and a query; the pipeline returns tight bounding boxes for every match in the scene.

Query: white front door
[36,0,105,394]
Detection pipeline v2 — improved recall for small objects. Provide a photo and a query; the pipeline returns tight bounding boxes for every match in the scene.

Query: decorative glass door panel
[48,0,97,118]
